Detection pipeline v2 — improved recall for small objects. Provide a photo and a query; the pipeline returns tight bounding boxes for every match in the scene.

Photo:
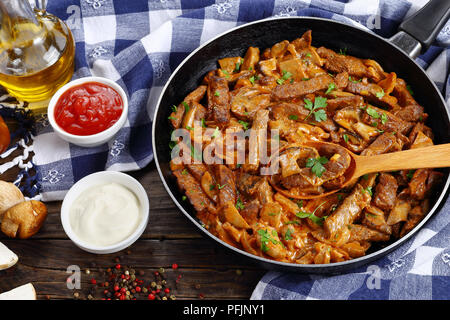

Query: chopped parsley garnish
[268,212,279,216]
[284,228,293,240]
[339,47,347,55]
[343,134,349,143]
[372,121,378,127]
[348,76,362,83]
[169,141,177,150]
[305,52,312,57]
[381,113,388,125]
[366,106,380,119]
[325,82,336,95]
[181,169,188,175]
[366,212,378,218]
[234,59,243,72]
[276,70,293,85]
[201,118,206,128]
[302,78,310,81]
[306,156,329,178]
[217,184,226,190]
[376,89,385,99]
[288,114,298,120]
[285,220,300,225]
[295,201,328,226]
[238,120,249,130]
[209,184,216,191]
[364,186,373,196]
[257,229,280,252]
[211,126,220,138]
[222,70,230,78]
[297,200,304,208]
[171,105,177,112]
[406,85,414,96]
[406,169,416,180]
[186,125,194,131]
[362,174,369,180]
[214,90,220,97]
[190,144,202,161]
[249,76,255,85]
[182,101,190,112]
[236,198,245,210]
[304,96,327,122]
[182,196,187,201]
[168,116,176,120]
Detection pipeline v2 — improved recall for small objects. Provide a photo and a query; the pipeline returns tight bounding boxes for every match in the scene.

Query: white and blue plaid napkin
[1,0,448,299]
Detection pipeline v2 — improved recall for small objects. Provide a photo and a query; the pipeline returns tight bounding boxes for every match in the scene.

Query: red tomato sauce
[54,82,123,136]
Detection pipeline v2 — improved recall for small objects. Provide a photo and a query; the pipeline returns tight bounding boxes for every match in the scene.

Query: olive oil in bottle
[0,1,75,114]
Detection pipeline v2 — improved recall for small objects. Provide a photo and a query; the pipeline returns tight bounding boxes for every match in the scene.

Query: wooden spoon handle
[354,143,450,176]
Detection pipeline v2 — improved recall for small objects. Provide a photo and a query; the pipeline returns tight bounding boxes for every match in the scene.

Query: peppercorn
[90,278,97,285]
[172,263,178,270]
[148,294,155,300]
[164,288,170,294]
[85,269,91,275]
[170,295,176,300]
[87,294,94,300]
[73,292,80,299]
[150,281,156,288]
[142,287,148,293]
[162,296,167,300]
[115,264,121,270]
[159,267,165,274]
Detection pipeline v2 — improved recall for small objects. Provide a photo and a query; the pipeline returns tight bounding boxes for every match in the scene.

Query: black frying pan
[152,0,450,273]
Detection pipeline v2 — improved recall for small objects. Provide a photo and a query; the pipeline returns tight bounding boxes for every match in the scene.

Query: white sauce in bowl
[69,182,141,246]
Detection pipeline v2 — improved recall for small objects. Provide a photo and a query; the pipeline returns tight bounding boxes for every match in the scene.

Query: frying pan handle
[390,0,450,58]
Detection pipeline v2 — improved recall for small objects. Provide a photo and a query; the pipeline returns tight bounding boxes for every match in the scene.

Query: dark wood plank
[0,239,265,300]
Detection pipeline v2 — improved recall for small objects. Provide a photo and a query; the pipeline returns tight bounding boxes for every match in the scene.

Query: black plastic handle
[399,0,450,51]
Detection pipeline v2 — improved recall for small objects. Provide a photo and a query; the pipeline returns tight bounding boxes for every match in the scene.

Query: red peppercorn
[115,264,121,270]
[120,287,126,293]
[114,285,119,291]
[90,278,97,285]
[120,274,125,279]
[172,263,178,270]
[148,294,155,300]
[164,288,170,294]
[120,294,126,300]
[103,290,109,295]
[135,286,141,293]
[154,271,159,276]
[156,289,160,294]
[115,292,121,298]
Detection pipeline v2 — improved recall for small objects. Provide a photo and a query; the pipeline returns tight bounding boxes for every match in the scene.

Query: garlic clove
[0,241,18,270]
[0,283,36,300]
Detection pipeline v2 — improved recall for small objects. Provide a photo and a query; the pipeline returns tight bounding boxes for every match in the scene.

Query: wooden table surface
[0,157,267,300]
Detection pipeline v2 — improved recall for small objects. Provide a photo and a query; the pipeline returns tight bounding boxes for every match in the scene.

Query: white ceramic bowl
[61,171,149,254]
[48,76,128,148]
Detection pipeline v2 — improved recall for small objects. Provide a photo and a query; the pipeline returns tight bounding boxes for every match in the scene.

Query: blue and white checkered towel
[1,0,448,299]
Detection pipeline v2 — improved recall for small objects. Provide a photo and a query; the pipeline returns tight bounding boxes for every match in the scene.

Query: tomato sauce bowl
[48,76,128,148]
